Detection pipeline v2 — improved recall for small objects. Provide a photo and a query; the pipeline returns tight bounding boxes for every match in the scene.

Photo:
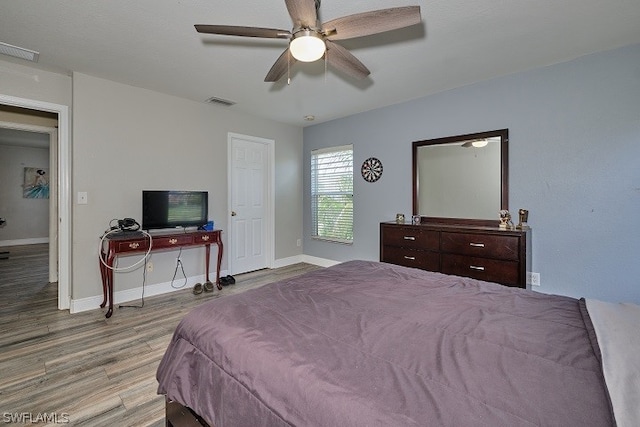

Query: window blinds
[311,145,353,243]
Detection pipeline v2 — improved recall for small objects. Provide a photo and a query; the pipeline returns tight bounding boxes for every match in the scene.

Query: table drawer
[114,239,150,253]
[153,234,194,248]
[195,232,218,243]
[382,226,439,251]
[441,232,519,261]
[441,254,520,286]
[382,246,440,271]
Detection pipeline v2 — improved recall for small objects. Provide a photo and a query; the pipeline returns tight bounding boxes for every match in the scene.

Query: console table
[99,230,223,318]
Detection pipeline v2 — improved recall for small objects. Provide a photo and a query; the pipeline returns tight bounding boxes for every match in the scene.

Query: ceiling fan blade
[323,6,421,41]
[264,48,297,82]
[325,40,370,80]
[195,25,291,39]
[285,0,318,28]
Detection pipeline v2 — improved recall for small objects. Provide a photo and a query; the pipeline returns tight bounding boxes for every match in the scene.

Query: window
[311,145,353,244]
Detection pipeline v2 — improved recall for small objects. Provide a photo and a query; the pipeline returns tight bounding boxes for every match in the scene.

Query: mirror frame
[412,129,509,226]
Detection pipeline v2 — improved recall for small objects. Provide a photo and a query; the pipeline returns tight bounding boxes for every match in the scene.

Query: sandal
[193,283,203,295]
[203,281,214,292]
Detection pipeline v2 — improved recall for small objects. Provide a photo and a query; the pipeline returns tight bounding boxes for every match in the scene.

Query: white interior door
[229,133,273,275]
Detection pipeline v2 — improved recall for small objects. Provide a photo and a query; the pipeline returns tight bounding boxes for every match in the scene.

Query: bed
[156,260,638,426]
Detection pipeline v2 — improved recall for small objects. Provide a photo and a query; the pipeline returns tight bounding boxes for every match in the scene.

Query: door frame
[227,132,275,275]
[0,94,71,310]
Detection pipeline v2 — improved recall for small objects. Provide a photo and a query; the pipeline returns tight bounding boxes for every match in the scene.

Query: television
[142,190,208,231]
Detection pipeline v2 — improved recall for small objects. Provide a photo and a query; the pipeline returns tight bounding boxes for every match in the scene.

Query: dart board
[361,157,383,182]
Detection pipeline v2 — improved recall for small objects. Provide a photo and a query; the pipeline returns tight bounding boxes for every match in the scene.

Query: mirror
[412,129,508,224]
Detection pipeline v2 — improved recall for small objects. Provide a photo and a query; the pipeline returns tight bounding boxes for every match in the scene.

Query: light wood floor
[0,244,321,426]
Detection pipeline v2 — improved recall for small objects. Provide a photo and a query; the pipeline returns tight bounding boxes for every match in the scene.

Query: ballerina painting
[23,167,49,199]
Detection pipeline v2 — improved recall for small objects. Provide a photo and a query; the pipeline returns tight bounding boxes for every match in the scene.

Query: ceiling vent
[0,42,39,62]
[205,96,236,107]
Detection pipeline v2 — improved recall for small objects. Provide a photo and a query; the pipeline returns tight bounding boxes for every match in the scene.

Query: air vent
[0,42,39,62]
[205,96,236,107]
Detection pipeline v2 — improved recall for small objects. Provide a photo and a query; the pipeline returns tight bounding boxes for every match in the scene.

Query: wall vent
[0,42,39,62]
[205,96,236,107]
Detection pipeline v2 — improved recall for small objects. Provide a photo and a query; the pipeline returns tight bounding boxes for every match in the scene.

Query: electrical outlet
[527,272,541,286]
[146,262,153,273]
[296,239,302,247]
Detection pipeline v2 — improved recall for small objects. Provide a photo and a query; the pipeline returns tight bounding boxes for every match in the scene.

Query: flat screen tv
[142,190,208,230]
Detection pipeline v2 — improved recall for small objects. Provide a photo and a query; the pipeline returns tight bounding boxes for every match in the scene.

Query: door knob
[231,211,237,216]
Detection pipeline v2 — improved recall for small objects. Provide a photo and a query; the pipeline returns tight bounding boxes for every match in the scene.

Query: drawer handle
[403,236,416,241]
[169,238,178,244]
[469,265,485,271]
[469,243,485,248]
[404,256,416,260]
[128,242,139,249]
[201,235,210,241]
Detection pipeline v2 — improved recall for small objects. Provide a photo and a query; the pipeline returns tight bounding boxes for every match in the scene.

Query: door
[228,133,273,274]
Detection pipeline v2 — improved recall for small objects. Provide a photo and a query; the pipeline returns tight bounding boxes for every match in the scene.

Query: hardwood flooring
[0,244,322,426]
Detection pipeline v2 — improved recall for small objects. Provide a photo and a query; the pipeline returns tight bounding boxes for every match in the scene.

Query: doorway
[0,122,57,283]
[0,94,71,310]
[227,133,275,275]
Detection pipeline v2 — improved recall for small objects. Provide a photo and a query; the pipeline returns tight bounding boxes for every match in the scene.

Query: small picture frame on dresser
[411,215,421,225]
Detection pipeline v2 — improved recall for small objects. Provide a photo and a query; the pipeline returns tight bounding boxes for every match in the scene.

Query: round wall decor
[361,157,383,182]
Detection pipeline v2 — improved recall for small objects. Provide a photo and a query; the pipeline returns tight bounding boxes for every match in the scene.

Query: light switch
[77,191,88,205]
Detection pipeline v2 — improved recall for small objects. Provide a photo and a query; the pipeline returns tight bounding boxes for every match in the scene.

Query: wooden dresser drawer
[382,246,440,271]
[381,226,439,251]
[441,254,520,286]
[441,232,519,261]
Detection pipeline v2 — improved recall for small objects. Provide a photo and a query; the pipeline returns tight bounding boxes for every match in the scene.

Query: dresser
[380,222,531,288]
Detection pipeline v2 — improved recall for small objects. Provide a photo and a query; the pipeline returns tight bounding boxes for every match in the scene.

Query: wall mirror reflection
[412,129,508,223]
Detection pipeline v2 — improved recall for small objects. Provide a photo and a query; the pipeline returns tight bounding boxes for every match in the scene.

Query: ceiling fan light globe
[290,32,326,62]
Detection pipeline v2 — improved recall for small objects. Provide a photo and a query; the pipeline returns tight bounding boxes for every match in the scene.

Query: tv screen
[142,190,208,230]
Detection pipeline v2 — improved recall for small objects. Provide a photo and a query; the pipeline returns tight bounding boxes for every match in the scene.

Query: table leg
[99,251,108,309]
[216,239,223,290]
[105,252,115,318]
[204,243,214,291]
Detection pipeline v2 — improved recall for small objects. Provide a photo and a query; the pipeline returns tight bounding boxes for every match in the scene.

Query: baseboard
[300,255,341,267]
[0,237,49,247]
[70,271,228,314]
[272,254,305,268]
[273,254,340,269]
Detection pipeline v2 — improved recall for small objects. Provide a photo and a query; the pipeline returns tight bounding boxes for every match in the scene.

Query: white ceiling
[1,0,639,127]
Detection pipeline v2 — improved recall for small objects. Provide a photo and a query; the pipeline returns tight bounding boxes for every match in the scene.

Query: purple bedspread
[157,260,613,426]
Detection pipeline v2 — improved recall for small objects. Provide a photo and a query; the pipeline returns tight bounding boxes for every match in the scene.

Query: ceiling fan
[195,0,421,82]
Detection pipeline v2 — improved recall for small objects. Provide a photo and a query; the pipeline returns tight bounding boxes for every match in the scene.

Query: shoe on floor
[193,283,203,295]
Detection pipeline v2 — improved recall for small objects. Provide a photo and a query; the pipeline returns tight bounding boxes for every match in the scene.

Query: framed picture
[23,167,49,199]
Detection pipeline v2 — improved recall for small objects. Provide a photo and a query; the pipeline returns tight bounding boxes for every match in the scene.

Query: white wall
[0,60,72,106]
[0,145,49,244]
[72,72,304,300]
[303,43,640,305]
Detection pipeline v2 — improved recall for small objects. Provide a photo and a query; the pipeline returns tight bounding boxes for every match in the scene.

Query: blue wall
[303,43,640,304]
